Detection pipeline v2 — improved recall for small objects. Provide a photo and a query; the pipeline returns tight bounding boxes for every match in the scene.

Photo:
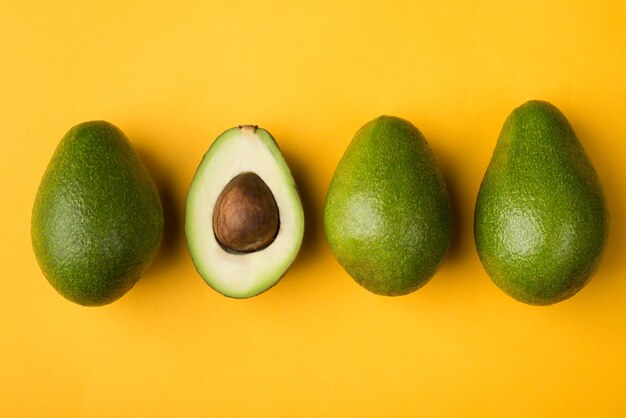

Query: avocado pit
[213,172,279,253]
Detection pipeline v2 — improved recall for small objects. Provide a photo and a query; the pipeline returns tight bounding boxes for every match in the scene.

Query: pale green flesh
[186,126,304,298]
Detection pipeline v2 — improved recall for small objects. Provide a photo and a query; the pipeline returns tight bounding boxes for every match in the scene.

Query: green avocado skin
[32,121,163,306]
[474,101,609,305]
[324,116,452,296]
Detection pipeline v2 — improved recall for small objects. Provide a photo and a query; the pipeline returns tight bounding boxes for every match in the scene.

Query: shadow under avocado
[136,147,183,272]
[563,115,623,288]
[429,141,468,264]
[282,148,326,273]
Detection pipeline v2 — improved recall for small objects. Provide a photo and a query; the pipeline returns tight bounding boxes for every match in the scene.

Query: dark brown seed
[213,172,279,253]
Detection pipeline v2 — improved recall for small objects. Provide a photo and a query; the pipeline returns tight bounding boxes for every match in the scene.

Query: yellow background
[1,0,625,416]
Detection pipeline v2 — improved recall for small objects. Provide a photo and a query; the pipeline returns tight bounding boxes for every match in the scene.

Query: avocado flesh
[324,116,452,296]
[31,121,164,306]
[474,100,609,305]
[185,126,304,298]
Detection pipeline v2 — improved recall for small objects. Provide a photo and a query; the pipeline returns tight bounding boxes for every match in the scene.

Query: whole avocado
[324,116,452,296]
[474,100,609,305]
[32,121,163,306]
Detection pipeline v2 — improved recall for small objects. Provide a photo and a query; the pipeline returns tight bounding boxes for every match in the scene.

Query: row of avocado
[31,100,609,307]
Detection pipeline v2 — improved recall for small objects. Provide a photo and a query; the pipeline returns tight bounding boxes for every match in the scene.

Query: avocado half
[185,125,304,298]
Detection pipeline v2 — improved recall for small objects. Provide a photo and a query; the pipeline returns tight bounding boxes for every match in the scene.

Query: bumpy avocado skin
[474,101,609,305]
[32,121,163,306]
[324,116,452,296]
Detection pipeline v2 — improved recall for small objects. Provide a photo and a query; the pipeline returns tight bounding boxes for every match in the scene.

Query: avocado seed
[213,172,280,253]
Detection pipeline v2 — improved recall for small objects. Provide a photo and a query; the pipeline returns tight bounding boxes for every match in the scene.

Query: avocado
[31,121,164,306]
[185,125,304,298]
[474,100,609,305]
[324,116,452,296]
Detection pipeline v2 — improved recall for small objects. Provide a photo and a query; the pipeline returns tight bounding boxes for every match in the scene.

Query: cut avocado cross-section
[186,125,304,298]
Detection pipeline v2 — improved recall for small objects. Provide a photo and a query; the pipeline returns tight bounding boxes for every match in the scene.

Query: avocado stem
[238,125,258,133]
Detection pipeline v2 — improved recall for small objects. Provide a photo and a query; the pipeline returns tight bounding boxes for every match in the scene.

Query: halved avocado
[185,125,304,298]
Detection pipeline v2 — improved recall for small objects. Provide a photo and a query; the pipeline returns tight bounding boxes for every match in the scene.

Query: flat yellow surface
[1,1,625,416]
